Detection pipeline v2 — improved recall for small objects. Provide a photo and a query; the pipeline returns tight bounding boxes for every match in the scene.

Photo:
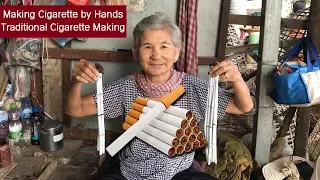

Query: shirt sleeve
[194,77,232,120]
[92,78,124,119]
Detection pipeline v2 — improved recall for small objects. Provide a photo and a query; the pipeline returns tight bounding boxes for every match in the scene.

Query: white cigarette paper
[140,115,181,137]
[140,107,185,128]
[141,100,191,119]
[96,73,105,155]
[136,131,174,156]
[106,104,166,157]
[142,125,178,146]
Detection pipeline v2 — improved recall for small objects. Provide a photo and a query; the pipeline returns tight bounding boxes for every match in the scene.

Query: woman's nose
[151,48,161,59]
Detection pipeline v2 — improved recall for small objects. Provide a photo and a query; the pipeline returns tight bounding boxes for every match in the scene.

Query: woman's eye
[161,46,168,48]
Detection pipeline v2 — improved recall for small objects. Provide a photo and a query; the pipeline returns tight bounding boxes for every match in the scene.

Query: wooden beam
[46,48,218,65]
[63,127,121,142]
[229,14,309,29]
[215,0,231,60]
[276,107,297,138]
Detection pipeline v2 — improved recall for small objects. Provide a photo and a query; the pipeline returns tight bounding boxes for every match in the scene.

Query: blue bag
[269,36,320,107]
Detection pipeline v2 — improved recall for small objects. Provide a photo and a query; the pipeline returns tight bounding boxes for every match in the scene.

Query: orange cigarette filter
[168,147,176,157]
[192,141,200,150]
[123,122,131,130]
[125,115,138,125]
[128,109,142,119]
[131,103,145,112]
[135,97,148,106]
[200,139,207,148]
[189,118,198,127]
[197,132,204,141]
[161,86,185,108]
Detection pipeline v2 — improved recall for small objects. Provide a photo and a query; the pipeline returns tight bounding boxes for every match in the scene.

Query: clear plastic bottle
[21,99,32,144]
[8,103,22,142]
[0,110,9,145]
[31,107,41,145]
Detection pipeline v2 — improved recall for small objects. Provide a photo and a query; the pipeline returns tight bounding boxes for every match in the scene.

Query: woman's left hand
[208,60,242,82]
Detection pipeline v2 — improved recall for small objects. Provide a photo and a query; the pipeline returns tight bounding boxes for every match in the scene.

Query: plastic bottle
[8,103,22,142]
[0,110,9,145]
[31,107,41,145]
[21,99,32,144]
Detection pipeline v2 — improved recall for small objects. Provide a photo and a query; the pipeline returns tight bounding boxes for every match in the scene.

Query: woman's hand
[208,60,242,82]
[72,59,100,84]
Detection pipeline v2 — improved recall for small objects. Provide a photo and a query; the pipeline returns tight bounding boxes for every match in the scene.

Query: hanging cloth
[177,0,199,76]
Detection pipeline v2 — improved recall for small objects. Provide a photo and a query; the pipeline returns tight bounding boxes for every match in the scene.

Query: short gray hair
[133,12,182,49]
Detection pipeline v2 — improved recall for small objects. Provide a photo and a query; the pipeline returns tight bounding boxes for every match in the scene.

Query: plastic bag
[9,66,32,100]
[5,38,41,70]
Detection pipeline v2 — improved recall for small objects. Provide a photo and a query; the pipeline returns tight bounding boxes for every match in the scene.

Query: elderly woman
[66,13,253,180]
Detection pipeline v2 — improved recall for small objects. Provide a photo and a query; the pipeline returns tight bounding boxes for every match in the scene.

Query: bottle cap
[10,103,17,109]
[32,107,39,113]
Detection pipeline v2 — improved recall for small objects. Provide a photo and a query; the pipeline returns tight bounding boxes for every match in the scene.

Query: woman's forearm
[65,80,84,116]
[232,79,253,113]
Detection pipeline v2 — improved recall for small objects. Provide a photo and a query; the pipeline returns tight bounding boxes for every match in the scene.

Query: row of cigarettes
[123,98,207,157]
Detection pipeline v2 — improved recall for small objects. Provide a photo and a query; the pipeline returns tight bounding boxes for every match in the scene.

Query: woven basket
[308,105,320,162]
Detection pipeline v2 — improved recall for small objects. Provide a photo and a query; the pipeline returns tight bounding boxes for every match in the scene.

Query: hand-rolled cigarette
[179,136,188,145]
[188,134,196,143]
[200,139,207,148]
[192,126,200,134]
[185,142,192,152]
[197,132,204,141]
[184,127,192,136]
[176,145,184,155]
[123,122,180,147]
[189,118,198,127]
[192,141,200,150]
[134,100,192,120]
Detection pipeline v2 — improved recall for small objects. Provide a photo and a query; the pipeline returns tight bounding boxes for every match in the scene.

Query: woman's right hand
[72,59,100,83]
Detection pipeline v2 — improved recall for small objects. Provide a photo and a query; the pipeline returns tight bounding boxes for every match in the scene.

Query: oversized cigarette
[107,104,165,156]
[134,100,192,120]
[197,132,204,141]
[106,86,185,156]
[125,116,138,125]
[193,126,200,134]
[188,134,196,143]
[192,141,200,150]
[149,118,184,138]
[161,86,185,108]
[176,145,184,155]
[139,109,188,128]
[128,109,141,120]
[189,118,198,127]
[123,122,180,147]
[125,115,184,138]
[185,142,192,152]
[200,139,207,148]
[179,136,188,145]
[138,130,176,157]
[184,127,192,136]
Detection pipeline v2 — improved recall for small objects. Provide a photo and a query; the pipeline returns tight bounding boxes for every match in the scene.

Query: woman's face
[133,29,180,78]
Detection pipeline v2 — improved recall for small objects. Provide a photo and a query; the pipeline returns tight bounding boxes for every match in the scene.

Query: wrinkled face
[133,29,180,78]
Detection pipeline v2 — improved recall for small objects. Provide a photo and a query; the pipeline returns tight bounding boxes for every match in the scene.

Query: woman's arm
[209,60,253,114]
[65,59,99,117]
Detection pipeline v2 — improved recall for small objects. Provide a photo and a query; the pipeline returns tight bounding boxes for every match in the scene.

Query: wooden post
[293,0,320,158]
[252,0,282,165]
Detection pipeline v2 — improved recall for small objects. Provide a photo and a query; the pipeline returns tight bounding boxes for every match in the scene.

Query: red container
[0,143,11,168]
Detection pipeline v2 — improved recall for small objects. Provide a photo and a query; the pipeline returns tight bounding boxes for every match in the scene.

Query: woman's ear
[174,48,181,62]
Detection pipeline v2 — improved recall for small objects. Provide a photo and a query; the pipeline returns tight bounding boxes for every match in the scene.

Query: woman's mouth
[150,64,164,68]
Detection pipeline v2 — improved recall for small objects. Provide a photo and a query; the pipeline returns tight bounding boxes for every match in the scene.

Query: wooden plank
[37,160,58,180]
[63,127,121,142]
[229,14,309,29]
[46,47,218,65]
[276,107,297,138]
[215,0,231,60]
[0,64,8,99]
